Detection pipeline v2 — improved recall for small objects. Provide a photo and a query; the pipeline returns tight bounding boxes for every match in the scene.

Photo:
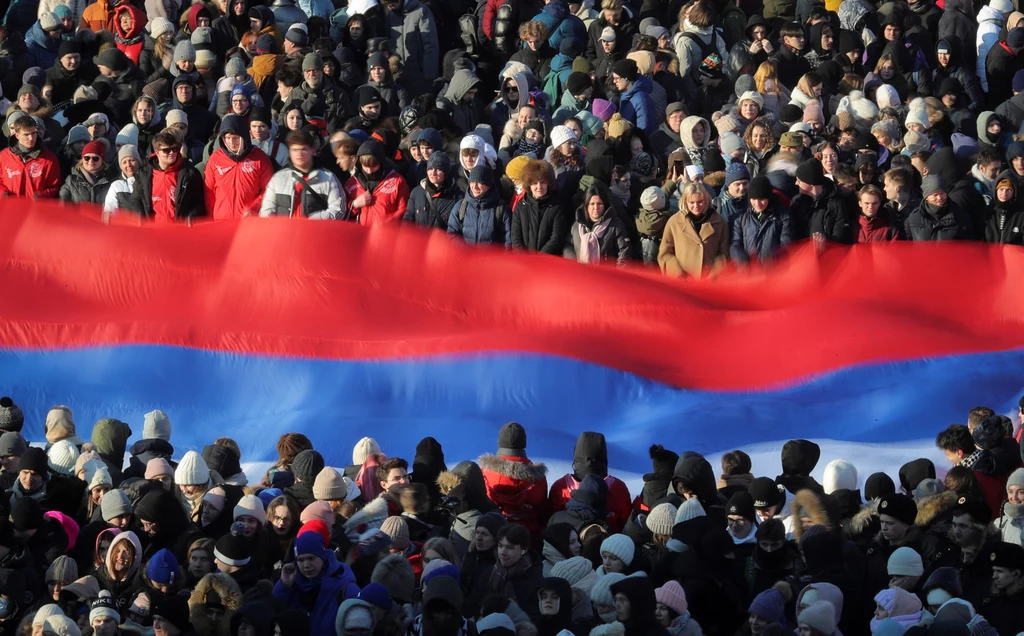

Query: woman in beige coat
[658,182,730,278]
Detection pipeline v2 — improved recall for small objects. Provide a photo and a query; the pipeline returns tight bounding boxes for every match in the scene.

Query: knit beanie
[726,491,756,523]
[313,467,349,501]
[146,549,179,585]
[352,437,381,466]
[477,613,517,634]
[550,556,594,589]
[875,84,900,110]
[381,516,410,550]
[655,580,688,615]
[719,131,744,156]
[871,118,899,142]
[902,131,930,155]
[149,17,174,39]
[215,533,252,566]
[921,174,945,198]
[173,40,196,65]
[174,450,209,486]
[47,440,79,476]
[505,155,530,180]
[372,554,416,604]
[724,162,750,187]
[294,530,328,560]
[497,422,527,456]
[592,99,616,122]
[749,589,786,624]
[101,490,132,521]
[796,158,826,186]
[145,457,174,480]
[640,186,667,211]
[300,500,334,526]
[0,398,23,433]
[427,150,451,173]
[19,447,49,476]
[33,605,63,627]
[823,459,858,494]
[302,52,324,72]
[674,498,706,524]
[550,125,576,149]
[89,466,112,491]
[89,590,120,624]
[143,410,171,442]
[914,478,944,502]
[291,449,324,483]
[645,503,677,536]
[799,601,836,634]
[0,432,26,457]
[590,572,625,609]
[599,534,634,566]
[45,555,78,585]
[887,546,924,576]
[905,108,929,131]
[233,494,266,525]
[611,59,638,82]
[566,72,592,96]
[572,56,594,73]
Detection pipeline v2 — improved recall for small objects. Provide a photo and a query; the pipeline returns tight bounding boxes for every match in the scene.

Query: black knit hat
[202,444,241,479]
[0,398,23,433]
[93,48,130,72]
[214,533,252,567]
[795,159,826,187]
[878,493,917,526]
[865,472,896,500]
[727,490,756,522]
[648,444,678,476]
[57,40,80,59]
[566,72,592,97]
[747,175,773,200]
[610,58,638,82]
[19,447,49,476]
[748,477,783,510]
[152,595,192,632]
[291,449,324,483]
[10,497,42,531]
[497,422,527,456]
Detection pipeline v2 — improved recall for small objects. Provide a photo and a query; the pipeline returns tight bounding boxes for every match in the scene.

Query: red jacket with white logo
[204,147,274,220]
[344,170,410,226]
[0,146,61,199]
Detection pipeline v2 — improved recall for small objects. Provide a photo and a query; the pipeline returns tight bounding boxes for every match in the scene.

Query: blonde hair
[682,182,710,209]
[519,20,548,41]
[601,0,623,10]
[753,60,780,95]
[873,53,900,75]
[795,73,822,99]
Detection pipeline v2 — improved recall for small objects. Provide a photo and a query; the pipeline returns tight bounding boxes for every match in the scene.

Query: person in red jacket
[478,422,549,545]
[204,115,273,220]
[0,114,61,199]
[548,432,632,533]
[856,184,900,242]
[344,140,410,226]
[112,4,147,64]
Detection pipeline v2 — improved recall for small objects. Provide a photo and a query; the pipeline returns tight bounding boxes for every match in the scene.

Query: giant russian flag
[2,202,1023,483]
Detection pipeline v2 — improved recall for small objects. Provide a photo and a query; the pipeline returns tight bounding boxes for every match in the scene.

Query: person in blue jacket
[729,175,794,264]
[611,58,655,135]
[448,164,511,246]
[531,0,586,52]
[273,531,360,636]
[25,12,64,70]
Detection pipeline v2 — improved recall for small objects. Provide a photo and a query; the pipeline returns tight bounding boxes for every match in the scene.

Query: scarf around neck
[577,217,611,264]
[489,552,534,598]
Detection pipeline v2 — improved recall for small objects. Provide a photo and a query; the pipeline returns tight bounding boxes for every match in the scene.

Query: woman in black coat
[510,159,569,254]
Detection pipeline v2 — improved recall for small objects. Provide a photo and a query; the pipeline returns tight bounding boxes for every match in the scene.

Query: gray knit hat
[45,555,79,585]
[0,432,27,457]
[645,502,677,536]
[118,144,141,167]
[921,174,946,198]
[173,40,196,65]
[101,490,132,521]
[143,410,171,442]
[0,398,23,433]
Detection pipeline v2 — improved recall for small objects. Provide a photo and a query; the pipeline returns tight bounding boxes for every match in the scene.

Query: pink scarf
[577,218,611,264]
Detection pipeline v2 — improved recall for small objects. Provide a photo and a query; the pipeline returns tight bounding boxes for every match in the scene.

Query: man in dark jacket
[938,0,978,69]
[289,53,351,128]
[585,0,636,67]
[385,0,438,95]
[904,174,975,240]
[931,39,985,115]
[405,151,462,229]
[123,410,176,481]
[93,48,145,125]
[978,542,1024,636]
[126,130,207,221]
[985,27,1024,109]
[791,159,856,244]
[995,70,1024,131]
[730,175,794,264]
[169,75,216,147]
[283,449,323,510]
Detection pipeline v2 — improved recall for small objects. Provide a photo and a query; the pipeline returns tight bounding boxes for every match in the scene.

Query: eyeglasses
[83,155,102,163]
[611,75,624,83]
[156,147,180,155]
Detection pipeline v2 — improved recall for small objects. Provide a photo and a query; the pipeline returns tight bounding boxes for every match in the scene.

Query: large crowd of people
[2,0,1024,276]
[0,396,1021,636]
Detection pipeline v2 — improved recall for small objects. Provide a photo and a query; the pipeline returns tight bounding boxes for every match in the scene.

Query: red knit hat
[81,139,106,160]
[296,519,330,548]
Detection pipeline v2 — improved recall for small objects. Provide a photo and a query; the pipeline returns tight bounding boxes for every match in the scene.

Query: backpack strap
[457,196,470,223]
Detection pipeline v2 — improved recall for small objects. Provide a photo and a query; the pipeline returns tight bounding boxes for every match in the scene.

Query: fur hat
[878,494,918,526]
[823,460,858,494]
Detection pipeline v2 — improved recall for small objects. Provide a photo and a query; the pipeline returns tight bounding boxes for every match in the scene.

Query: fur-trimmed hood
[845,501,879,538]
[791,489,835,543]
[189,572,243,636]
[437,471,461,495]
[915,490,958,528]
[477,454,547,481]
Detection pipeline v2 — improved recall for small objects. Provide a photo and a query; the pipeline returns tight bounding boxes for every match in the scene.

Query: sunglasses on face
[156,147,180,155]
[83,155,102,163]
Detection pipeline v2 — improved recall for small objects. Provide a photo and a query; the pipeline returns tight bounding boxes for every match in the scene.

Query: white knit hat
[89,465,112,491]
[149,17,175,39]
[352,437,381,466]
[47,440,79,475]
[674,497,706,524]
[823,459,858,494]
[875,84,900,110]
[887,546,924,576]
[550,556,595,589]
[838,90,878,128]
[550,125,577,149]
[174,450,210,486]
[645,503,677,536]
[905,108,930,131]
[640,186,666,211]
[739,90,764,108]
[1006,467,1024,489]
[590,572,625,608]
[143,410,171,441]
[165,109,188,128]
[992,0,1013,14]
[599,534,635,566]
[33,604,64,627]
[799,601,836,634]
[233,494,267,526]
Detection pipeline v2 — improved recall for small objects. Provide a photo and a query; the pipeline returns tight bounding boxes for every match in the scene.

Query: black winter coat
[984,206,1024,244]
[404,177,462,228]
[729,205,794,263]
[985,41,1022,110]
[59,165,114,205]
[903,200,975,240]
[937,0,977,68]
[797,183,857,244]
[125,157,207,220]
[511,192,569,254]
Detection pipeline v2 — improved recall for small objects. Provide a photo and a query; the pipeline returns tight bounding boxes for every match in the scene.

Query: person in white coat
[260,129,345,219]
[977,0,1014,90]
[103,145,141,216]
